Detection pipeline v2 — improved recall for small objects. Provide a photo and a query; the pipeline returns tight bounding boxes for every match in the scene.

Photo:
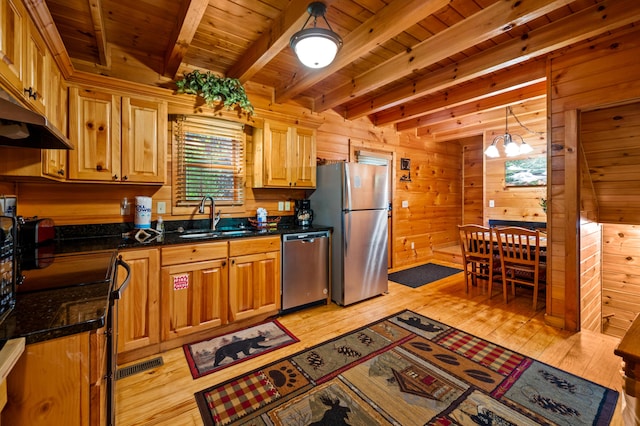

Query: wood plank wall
[579,145,602,333]
[482,126,547,225]
[549,25,640,330]
[462,136,483,225]
[602,224,640,338]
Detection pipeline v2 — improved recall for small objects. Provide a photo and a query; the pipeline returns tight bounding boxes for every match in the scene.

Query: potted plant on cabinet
[175,70,254,117]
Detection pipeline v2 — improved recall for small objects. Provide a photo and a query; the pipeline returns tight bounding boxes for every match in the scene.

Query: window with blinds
[174,115,245,206]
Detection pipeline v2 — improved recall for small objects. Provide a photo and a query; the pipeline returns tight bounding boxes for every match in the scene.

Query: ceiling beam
[416,98,547,137]
[88,0,108,67]
[338,0,640,119]
[396,81,547,132]
[313,0,571,112]
[373,62,546,128]
[274,0,450,104]
[226,0,333,83]
[163,0,209,79]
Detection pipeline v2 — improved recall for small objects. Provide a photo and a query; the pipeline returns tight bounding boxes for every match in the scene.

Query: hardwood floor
[115,263,624,425]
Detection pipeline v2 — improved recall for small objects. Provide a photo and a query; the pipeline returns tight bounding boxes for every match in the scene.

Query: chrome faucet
[198,196,221,230]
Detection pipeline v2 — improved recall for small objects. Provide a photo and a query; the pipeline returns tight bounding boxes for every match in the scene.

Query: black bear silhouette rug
[388,262,462,288]
[194,310,617,426]
[184,320,298,379]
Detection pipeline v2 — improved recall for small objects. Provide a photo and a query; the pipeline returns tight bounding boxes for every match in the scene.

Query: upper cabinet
[252,121,316,188]
[0,0,48,114]
[68,86,167,183]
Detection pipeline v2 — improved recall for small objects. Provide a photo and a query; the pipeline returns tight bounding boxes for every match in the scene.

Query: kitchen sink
[179,232,221,239]
[220,230,254,236]
[178,229,255,239]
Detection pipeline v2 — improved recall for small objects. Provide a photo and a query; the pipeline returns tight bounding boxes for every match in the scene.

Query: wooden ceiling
[36,0,640,136]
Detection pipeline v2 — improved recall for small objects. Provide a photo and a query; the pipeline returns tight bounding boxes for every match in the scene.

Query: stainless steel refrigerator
[310,162,389,305]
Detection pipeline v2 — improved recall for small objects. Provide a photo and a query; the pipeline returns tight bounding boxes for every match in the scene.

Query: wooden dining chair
[494,226,545,310]
[457,225,500,296]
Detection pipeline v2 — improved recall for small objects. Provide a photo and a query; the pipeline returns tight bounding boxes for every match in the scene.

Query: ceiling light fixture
[484,106,535,158]
[290,2,343,69]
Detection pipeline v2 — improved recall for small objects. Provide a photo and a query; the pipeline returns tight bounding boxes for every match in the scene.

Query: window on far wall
[173,115,246,207]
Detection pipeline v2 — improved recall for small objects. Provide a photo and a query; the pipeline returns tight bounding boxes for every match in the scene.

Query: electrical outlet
[278,201,284,211]
[410,242,415,249]
[285,201,291,211]
[157,201,166,214]
[489,199,495,208]
[402,200,409,208]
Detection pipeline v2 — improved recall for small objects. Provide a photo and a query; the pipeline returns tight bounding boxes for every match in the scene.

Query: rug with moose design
[194,310,618,425]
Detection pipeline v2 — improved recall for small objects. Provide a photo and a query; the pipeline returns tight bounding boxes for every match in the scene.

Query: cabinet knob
[222,261,227,267]
[122,175,128,181]
[96,165,103,171]
[112,174,118,180]
[57,169,64,176]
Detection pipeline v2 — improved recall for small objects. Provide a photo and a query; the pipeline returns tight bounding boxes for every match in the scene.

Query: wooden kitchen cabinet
[3,333,92,426]
[117,248,160,357]
[42,59,68,179]
[229,236,281,322]
[252,121,316,188]
[160,242,228,341]
[68,86,167,183]
[0,0,26,93]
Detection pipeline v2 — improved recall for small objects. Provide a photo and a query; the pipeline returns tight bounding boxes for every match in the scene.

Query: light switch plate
[285,201,291,211]
[278,201,284,211]
[157,202,166,214]
[401,200,409,208]
[489,199,495,208]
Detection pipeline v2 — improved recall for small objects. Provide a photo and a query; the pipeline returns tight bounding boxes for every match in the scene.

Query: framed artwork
[505,157,547,187]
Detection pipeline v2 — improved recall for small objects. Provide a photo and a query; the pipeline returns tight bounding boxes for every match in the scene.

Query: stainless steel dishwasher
[281,230,330,312]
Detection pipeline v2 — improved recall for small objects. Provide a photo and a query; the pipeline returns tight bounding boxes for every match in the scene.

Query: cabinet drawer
[162,242,227,266]
[229,236,280,257]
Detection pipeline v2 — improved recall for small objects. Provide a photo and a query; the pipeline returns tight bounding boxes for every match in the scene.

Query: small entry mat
[388,262,462,288]
[183,319,298,379]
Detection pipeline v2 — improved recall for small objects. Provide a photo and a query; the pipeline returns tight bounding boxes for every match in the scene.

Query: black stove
[18,250,117,293]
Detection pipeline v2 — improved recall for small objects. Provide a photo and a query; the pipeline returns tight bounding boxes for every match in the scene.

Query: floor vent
[116,357,163,380]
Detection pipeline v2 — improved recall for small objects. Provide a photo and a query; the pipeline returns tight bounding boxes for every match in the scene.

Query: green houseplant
[175,70,254,117]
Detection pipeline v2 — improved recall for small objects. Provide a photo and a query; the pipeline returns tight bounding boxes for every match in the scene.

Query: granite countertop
[4,218,332,345]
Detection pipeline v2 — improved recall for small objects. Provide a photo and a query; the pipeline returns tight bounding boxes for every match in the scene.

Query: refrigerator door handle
[344,163,352,211]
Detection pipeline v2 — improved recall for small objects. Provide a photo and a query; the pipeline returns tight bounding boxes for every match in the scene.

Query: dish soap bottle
[156,216,165,238]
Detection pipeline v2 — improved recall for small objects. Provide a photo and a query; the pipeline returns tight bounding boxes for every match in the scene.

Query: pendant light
[290,2,343,69]
[484,106,534,158]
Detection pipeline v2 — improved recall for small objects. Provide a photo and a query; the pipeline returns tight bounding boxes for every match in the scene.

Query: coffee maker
[294,199,313,227]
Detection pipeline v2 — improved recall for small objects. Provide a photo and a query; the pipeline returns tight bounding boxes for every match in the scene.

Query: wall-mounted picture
[505,157,547,186]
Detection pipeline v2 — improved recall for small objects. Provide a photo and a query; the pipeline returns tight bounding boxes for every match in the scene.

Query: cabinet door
[42,60,67,179]
[263,121,291,187]
[68,87,121,181]
[4,333,90,426]
[0,0,25,92]
[117,249,160,355]
[121,97,167,183]
[23,20,47,114]
[229,251,280,322]
[291,127,316,188]
[161,259,228,341]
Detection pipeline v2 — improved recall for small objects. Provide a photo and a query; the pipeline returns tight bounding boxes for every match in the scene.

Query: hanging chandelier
[290,2,343,69]
[484,106,534,158]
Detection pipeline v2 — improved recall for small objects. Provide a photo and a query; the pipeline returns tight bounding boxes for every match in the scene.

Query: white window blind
[174,115,245,206]
[356,149,392,166]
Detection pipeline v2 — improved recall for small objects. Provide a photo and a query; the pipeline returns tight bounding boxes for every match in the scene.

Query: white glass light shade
[504,134,520,157]
[291,28,342,68]
[484,143,499,158]
[519,141,533,155]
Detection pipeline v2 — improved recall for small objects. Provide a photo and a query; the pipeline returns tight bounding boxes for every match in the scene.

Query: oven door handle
[111,257,131,300]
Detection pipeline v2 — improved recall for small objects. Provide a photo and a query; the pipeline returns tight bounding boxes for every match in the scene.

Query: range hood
[0,89,72,150]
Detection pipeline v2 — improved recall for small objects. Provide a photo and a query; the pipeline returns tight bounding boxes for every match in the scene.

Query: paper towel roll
[134,196,152,229]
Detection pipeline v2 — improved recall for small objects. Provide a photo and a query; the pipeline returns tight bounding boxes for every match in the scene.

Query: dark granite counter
[4,217,331,345]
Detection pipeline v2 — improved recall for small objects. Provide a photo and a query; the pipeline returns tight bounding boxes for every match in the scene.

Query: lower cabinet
[117,248,160,356]
[229,236,281,322]
[161,242,228,341]
[3,332,97,426]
